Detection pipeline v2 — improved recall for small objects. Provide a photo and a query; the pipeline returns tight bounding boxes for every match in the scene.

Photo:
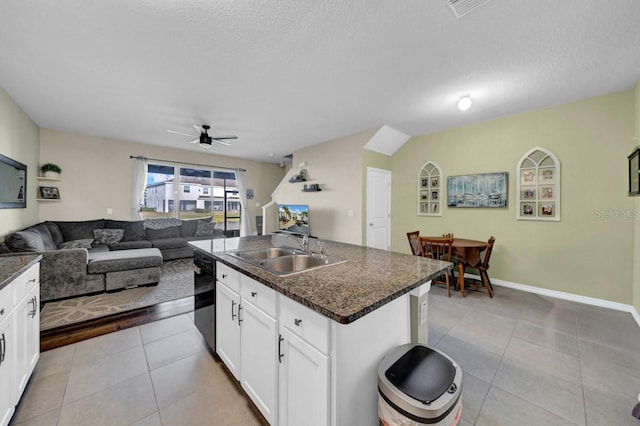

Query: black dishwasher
[193,250,216,351]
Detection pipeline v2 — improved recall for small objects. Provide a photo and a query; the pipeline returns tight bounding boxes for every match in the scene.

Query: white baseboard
[464,273,640,328]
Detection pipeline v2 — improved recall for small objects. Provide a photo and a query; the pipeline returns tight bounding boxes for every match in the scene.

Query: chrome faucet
[300,234,309,252]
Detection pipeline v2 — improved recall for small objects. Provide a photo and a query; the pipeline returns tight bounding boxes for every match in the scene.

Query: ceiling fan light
[458,96,472,111]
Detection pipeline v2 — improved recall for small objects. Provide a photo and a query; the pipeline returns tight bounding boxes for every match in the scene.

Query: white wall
[39,129,286,234]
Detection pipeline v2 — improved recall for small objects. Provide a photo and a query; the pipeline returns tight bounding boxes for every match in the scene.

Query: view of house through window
[140,163,240,235]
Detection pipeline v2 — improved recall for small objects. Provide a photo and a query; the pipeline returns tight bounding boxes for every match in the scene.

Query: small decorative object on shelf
[39,186,60,199]
[302,183,321,192]
[40,163,61,179]
[289,168,307,183]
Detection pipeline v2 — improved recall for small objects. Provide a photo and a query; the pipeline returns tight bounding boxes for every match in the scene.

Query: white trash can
[378,343,463,425]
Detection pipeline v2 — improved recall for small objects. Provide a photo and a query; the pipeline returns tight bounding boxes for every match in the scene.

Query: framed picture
[629,147,640,195]
[447,172,508,208]
[39,186,60,199]
[540,186,554,199]
[431,191,438,200]
[521,187,536,199]
[521,203,534,216]
[520,170,536,185]
[431,178,439,188]
[540,203,555,217]
[421,178,429,188]
[420,202,429,213]
[539,168,554,183]
[431,203,439,214]
[420,191,428,200]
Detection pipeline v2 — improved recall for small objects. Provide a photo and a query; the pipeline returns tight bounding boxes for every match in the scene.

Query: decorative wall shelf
[302,188,321,192]
[36,198,61,202]
[36,177,61,182]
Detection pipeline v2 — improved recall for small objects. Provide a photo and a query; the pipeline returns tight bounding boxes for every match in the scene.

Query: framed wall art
[447,172,508,208]
[417,161,442,216]
[516,147,560,221]
[628,146,640,196]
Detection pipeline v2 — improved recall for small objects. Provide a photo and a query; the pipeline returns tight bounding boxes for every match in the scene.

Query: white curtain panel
[234,169,251,237]
[131,157,148,220]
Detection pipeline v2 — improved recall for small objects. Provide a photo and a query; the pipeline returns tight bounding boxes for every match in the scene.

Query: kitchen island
[189,235,451,426]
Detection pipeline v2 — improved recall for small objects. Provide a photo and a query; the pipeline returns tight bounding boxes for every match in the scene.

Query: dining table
[451,238,488,297]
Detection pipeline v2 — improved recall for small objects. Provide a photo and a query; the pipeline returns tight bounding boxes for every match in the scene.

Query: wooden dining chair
[462,236,496,298]
[407,231,424,256]
[419,236,455,297]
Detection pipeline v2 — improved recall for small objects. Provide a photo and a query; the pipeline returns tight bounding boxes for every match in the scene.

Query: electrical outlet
[106,208,113,215]
[420,300,428,325]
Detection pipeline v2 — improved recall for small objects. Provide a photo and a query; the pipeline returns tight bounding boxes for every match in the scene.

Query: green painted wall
[0,86,39,236]
[391,90,635,304]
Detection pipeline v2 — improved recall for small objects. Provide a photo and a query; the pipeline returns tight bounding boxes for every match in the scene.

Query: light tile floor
[10,286,640,425]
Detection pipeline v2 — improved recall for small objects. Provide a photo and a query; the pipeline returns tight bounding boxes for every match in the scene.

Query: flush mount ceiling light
[457,96,472,111]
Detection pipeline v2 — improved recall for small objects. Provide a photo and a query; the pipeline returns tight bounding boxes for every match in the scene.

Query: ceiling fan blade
[212,139,232,146]
[189,138,199,144]
[168,130,198,138]
[193,124,204,134]
[211,135,238,140]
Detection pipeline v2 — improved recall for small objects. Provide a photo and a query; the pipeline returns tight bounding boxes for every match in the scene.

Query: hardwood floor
[40,296,194,351]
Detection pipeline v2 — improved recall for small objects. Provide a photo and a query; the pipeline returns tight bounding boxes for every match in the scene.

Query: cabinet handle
[28,278,36,284]
[231,300,237,320]
[222,274,228,279]
[238,305,243,324]
[251,291,257,298]
[0,308,4,316]
[29,296,38,318]
[294,318,302,326]
[278,334,284,363]
[0,333,5,365]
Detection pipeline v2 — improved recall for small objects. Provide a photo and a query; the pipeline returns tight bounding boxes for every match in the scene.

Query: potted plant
[40,163,62,178]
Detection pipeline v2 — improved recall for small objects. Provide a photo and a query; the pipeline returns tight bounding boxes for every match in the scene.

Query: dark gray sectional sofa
[1,217,224,302]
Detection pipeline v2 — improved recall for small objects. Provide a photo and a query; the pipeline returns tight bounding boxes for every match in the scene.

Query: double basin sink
[227,246,346,276]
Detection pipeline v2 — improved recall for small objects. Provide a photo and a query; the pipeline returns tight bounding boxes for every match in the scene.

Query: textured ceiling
[1,0,639,163]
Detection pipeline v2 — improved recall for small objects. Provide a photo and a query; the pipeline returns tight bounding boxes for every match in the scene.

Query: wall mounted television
[0,153,27,209]
[278,204,309,236]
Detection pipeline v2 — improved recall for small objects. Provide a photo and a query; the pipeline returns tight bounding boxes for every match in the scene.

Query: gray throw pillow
[146,226,181,240]
[195,221,217,237]
[93,228,124,245]
[144,218,182,230]
[5,229,46,252]
[59,239,94,250]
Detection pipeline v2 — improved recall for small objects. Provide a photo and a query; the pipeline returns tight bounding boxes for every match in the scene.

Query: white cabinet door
[278,325,329,426]
[0,313,15,426]
[13,287,39,403]
[240,299,278,425]
[216,282,241,380]
[24,286,40,379]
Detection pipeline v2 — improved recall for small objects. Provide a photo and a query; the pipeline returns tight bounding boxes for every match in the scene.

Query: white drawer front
[13,263,40,305]
[279,295,330,354]
[240,275,276,317]
[216,262,239,292]
[0,282,14,322]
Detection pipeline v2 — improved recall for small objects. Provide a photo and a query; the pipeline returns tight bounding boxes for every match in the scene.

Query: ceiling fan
[168,124,238,148]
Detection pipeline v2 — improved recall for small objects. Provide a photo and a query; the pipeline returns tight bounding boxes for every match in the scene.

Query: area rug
[40,258,193,330]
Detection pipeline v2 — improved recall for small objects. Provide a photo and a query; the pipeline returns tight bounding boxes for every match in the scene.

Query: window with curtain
[138,162,241,233]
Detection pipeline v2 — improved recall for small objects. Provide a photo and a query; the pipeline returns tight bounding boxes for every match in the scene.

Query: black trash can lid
[384,345,456,404]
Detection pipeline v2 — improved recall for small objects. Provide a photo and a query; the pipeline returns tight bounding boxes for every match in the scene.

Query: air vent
[447,0,491,18]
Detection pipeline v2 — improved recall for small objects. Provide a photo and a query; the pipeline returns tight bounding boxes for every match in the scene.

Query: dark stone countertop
[0,254,42,292]
[189,235,451,324]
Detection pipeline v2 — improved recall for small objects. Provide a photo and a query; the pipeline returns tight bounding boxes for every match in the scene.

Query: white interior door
[366,167,391,250]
